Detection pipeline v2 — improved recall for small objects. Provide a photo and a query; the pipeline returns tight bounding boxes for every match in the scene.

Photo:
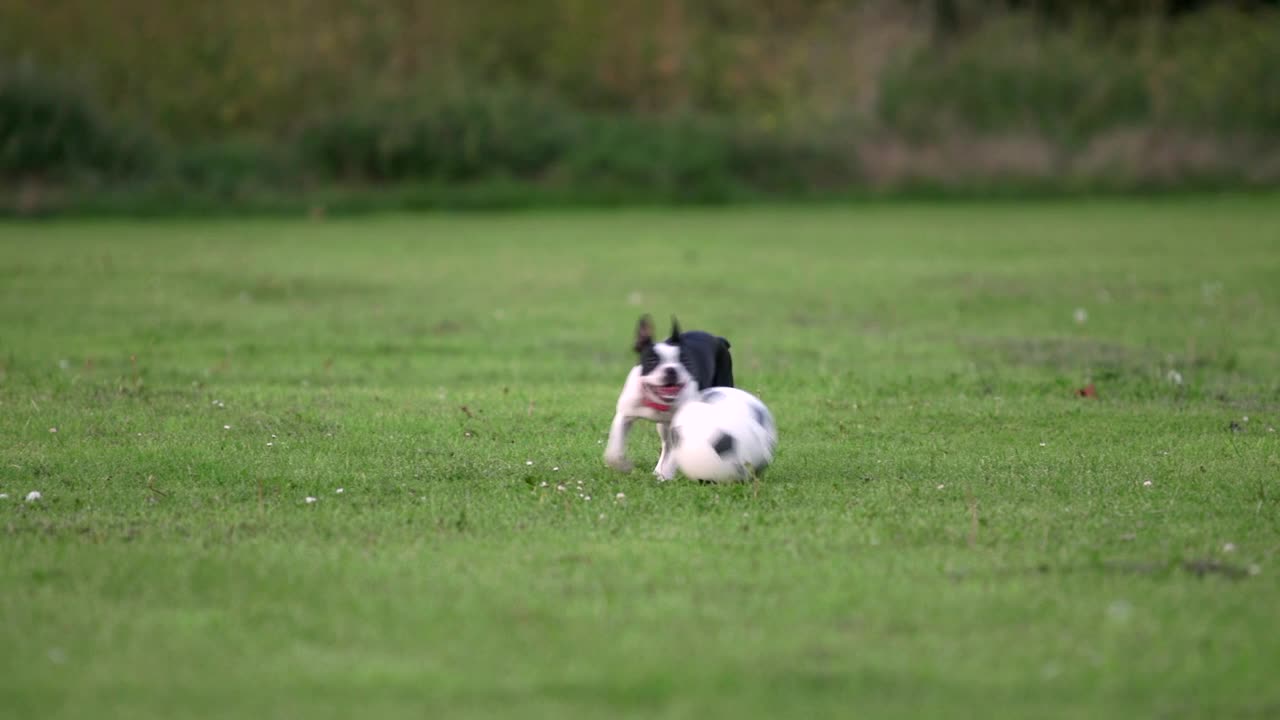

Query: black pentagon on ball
[750,403,768,429]
[702,389,727,403]
[712,432,736,458]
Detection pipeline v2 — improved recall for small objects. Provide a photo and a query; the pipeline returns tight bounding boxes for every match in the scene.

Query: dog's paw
[604,453,634,473]
[653,464,677,482]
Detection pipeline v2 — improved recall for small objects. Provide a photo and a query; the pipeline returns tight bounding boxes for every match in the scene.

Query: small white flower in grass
[304,496,317,504]
[539,481,548,487]
[615,492,626,500]
[266,442,274,447]
[223,425,231,430]
[525,460,533,466]
[1073,308,1088,325]
[49,427,57,433]
[1242,416,1249,422]
[1039,442,1047,447]
[598,513,607,520]
[937,484,946,490]
[0,493,9,499]
[1223,542,1236,553]
[552,466,559,471]
[1166,370,1183,385]
[26,491,42,502]
[556,484,566,492]
[1106,600,1133,623]
[1142,480,1153,487]
[584,495,591,501]
[335,488,344,494]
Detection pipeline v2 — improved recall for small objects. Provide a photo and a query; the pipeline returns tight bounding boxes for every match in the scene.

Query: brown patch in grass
[926,272,1036,301]
[962,335,1158,373]
[855,131,1280,190]
[1181,558,1250,580]
[1072,129,1280,185]
[857,134,1057,189]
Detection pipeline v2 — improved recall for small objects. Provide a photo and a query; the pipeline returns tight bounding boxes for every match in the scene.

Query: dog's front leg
[603,413,635,473]
[654,422,678,481]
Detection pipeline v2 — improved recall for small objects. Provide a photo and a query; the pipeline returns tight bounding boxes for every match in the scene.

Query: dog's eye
[640,350,659,374]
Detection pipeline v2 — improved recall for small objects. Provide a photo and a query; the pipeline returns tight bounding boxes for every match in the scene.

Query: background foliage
[2,0,1279,212]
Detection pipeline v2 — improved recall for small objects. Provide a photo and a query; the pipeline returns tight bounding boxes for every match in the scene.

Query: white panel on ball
[669,387,777,482]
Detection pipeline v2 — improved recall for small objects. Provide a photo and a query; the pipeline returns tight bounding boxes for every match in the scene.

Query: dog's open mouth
[646,383,685,402]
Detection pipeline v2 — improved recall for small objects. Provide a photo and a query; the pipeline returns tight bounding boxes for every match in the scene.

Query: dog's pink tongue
[662,385,681,394]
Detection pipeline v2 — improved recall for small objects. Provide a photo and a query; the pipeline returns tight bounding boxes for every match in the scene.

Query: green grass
[2,197,1279,719]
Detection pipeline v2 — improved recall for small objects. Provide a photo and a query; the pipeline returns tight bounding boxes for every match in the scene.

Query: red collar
[643,399,672,412]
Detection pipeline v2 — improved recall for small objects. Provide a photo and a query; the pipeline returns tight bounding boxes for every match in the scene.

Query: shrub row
[0,63,152,182]
[297,90,848,198]
[2,73,850,204]
[880,11,1280,141]
[4,3,1279,214]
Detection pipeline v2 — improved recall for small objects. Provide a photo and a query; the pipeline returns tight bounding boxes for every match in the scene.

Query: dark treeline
[2,0,1277,213]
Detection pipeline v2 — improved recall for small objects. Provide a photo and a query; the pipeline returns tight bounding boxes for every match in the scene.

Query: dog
[604,315,734,480]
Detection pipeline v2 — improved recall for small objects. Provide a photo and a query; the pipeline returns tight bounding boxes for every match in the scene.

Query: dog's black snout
[661,368,678,386]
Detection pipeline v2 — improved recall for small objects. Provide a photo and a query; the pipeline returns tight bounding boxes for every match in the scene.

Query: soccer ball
[669,387,777,482]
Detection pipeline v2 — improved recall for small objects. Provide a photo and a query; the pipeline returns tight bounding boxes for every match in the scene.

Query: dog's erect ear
[667,316,682,344]
[633,314,655,353]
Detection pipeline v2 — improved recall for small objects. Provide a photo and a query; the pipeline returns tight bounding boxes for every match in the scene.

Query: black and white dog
[604,315,734,480]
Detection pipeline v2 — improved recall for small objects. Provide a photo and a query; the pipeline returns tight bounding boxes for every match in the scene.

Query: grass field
[2,197,1279,719]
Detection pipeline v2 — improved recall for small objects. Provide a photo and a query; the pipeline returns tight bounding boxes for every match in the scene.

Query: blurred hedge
[2,1,1278,214]
[881,9,1280,140]
[0,63,153,182]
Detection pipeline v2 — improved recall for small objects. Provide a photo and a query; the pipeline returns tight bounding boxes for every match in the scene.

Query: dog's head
[633,314,693,408]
